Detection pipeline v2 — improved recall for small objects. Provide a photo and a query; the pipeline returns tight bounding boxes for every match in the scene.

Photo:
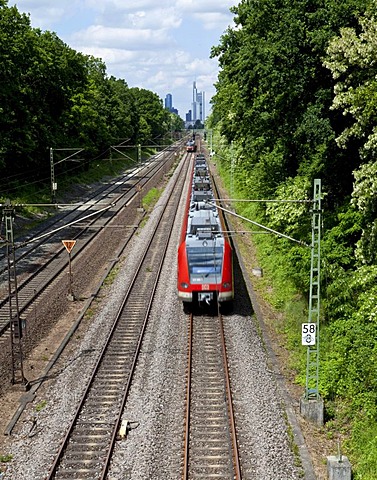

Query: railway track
[183,312,242,480]
[45,146,190,479]
[0,142,185,341]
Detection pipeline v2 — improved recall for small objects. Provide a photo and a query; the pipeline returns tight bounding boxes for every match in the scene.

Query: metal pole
[305,179,321,400]
[67,251,75,301]
[3,200,27,385]
[50,148,57,204]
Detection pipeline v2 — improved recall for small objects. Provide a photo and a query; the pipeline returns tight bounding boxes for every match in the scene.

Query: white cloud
[127,9,182,30]
[176,0,234,15]
[193,11,233,30]
[84,0,162,11]
[12,0,86,28]
[72,25,172,50]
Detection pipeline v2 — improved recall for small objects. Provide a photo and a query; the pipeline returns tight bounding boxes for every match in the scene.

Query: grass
[35,400,47,412]
[0,454,13,463]
[142,187,162,211]
[103,266,120,287]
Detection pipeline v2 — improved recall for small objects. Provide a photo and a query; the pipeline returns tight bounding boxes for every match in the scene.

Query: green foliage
[211,0,372,203]
[130,87,171,144]
[265,176,312,236]
[322,206,362,270]
[350,419,377,479]
[0,453,13,462]
[170,113,185,132]
[351,160,377,264]
[35,399,47,412]
[142,187,161,211]
[324,15,377,159]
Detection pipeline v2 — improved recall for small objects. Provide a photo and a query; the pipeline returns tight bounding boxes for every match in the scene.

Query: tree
[324,14,377,265]
[170,113,185,132]
[106,76,136,142]
[324,15,377,160]
[0,3,37,171]
[129,88,171,144]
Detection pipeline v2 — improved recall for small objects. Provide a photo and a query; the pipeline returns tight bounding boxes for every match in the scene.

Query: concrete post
[327,455,352,480]
[300,395,324,426]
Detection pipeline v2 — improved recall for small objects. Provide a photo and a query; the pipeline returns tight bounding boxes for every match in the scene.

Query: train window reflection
[187,246,223,277]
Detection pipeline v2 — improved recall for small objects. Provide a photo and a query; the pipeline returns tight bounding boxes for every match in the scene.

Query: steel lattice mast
[3,200,27,385]
[305,179,321,400]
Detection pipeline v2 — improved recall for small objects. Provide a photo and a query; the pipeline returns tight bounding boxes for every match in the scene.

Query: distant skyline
[8,0,237,118]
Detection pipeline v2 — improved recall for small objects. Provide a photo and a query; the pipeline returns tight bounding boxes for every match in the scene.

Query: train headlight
[222,282,231,289]
[180,282,189,289]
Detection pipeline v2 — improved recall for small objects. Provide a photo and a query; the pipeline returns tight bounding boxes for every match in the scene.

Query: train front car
[178,153,233,312]
[186,139,197,152]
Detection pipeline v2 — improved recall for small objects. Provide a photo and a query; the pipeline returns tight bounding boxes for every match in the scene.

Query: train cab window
[186,246,223,279]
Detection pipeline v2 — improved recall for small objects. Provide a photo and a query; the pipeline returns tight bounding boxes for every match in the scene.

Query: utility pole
[300,179,324,426]
[3,199,27,387]
[50,147,57,204]
[138,144,142,165]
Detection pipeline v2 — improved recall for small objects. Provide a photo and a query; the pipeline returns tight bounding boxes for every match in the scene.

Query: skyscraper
[165,93,173,110]
[191,82,205,122]
[196,91,205,121]
[164,93,179,115]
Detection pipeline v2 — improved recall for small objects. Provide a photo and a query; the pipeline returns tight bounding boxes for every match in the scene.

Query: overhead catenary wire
[207,200,310,247]
[213,198,313,203]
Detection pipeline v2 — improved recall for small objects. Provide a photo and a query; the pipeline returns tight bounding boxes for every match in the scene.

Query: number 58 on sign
[302,323,316,346]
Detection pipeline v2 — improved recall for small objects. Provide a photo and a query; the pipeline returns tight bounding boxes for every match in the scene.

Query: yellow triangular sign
[62,240,76,253]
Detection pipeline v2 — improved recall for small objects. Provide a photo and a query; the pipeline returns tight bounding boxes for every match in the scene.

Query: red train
[186,139,197,152]
[186,132,198,152]
[177,153,234,311]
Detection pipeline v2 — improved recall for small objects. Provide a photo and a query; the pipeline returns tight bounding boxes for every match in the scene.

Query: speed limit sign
[302,323,316,346]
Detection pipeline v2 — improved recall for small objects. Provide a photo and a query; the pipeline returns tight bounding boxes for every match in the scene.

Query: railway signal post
[2,199,28,387]
[300,179,324,426]
[62,240,76,301]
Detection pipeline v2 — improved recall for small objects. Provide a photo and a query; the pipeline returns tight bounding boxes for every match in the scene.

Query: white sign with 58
[302,323,316,346]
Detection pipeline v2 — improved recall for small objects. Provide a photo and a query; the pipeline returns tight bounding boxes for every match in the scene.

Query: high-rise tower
[165,93,173,110]
[191,81,205,122]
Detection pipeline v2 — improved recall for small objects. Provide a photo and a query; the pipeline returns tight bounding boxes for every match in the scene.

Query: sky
[8,0,237,119]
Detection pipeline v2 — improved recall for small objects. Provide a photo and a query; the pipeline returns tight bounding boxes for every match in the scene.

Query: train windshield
[187,246,223,282]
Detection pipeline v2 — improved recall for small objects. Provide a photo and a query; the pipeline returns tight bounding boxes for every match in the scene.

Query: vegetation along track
[183,312,242,480]
[45,147,190,479]
[0,142,185,341]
